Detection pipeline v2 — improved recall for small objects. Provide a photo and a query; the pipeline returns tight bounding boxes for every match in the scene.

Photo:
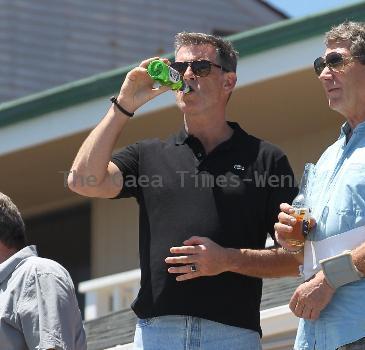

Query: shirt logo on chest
[233,164,245,171]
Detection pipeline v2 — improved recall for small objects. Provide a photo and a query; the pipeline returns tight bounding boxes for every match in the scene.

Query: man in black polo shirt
[69,32,299,349]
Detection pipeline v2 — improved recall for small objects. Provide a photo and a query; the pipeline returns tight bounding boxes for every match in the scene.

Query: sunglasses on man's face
[170,60,229,77]
[313,52,363,76]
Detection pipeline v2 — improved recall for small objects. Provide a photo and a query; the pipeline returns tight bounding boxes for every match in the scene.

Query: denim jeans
[133,315,262,350]
[338,337,365,350]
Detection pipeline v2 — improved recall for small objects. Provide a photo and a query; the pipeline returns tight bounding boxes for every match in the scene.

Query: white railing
[78,269,140,321]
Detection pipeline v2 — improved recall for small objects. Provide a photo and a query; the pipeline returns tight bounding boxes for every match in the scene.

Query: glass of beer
[286,163,315,247]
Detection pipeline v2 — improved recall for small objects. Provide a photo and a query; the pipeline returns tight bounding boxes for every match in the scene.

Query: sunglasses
[170,60,229,77]
[314,52,363,76]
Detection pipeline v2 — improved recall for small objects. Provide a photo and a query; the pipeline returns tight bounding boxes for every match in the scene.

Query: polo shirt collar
[175,127,189,145]
[0,245,37,284]
[175,121,247,149]
[339,122,352,139]
[221,122,248,150]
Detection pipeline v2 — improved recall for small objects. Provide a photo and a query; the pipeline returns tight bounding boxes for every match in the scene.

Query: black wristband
[110,96,134,118]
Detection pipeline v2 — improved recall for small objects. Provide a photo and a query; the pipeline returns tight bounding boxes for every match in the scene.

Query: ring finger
[167,264,197,274]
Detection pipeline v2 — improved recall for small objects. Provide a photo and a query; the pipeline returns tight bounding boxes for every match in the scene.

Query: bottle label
[302,220,310,236]
[293,207,311,236]
[168,67,181,83]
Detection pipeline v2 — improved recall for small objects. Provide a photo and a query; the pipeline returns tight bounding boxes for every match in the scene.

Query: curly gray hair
[325,21,365,64]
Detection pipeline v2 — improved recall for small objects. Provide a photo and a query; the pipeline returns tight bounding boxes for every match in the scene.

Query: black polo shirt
[111,122,296,335]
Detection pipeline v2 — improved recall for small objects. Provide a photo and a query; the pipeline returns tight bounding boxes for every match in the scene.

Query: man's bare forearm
[350,241,365,275]
[69,104,129,187]
[226,247,300,278]
[166,237,301,281]
[68,57,173,197]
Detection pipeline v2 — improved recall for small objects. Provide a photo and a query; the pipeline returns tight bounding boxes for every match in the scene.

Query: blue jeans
[133,315,262,350]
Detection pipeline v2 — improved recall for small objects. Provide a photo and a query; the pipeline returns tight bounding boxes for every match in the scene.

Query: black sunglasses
[170,60,229,77]
[314,52,363,76]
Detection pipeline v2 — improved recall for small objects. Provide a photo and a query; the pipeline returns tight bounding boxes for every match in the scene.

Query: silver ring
[190,264,197,272]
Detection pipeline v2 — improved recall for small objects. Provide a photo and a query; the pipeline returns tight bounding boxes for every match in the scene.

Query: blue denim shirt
[295,121,365,350]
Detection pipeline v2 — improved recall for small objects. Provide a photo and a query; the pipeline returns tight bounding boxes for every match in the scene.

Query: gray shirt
[0,245,86,350]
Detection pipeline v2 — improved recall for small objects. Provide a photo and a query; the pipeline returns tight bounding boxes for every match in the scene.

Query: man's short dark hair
[325,21,365,64]
[174,32,238,73]
[0,192,26,250]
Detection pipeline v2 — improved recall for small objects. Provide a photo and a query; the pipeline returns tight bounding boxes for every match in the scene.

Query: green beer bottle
[147,60,190,93]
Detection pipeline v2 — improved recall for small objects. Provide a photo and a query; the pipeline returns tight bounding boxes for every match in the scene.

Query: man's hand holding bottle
[116,57,171,115]
[275,203,316,254]
[275,163,316,255]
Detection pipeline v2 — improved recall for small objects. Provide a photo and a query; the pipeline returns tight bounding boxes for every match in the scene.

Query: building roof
[0,0,285,103]
[85,308,136,350]
[258,0,289,18]
[1,1,364,129]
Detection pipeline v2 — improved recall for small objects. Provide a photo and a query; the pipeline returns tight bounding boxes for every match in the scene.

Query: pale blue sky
[266,0,364,17]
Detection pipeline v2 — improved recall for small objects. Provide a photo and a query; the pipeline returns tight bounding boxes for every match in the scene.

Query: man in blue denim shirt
[276,21,365,350]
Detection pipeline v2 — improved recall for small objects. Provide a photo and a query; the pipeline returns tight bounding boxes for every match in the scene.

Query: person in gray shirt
[0,192,86,350]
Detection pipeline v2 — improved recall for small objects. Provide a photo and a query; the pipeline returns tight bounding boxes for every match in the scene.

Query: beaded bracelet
[110,96,134,118]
